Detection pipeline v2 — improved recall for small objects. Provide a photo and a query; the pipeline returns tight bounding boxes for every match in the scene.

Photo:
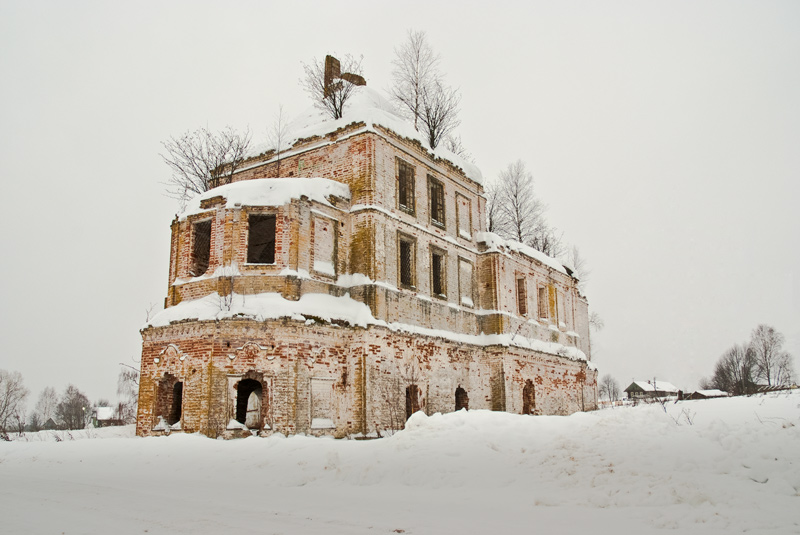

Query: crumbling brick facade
[138,98,597,438]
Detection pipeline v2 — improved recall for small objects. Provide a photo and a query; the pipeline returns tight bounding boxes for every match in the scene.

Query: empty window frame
[522,379,535,415]
[456,193,472,240]
[190,220,211,276]
[428,175,445,227]
[398,234,416,289]
[537,286,549,320]
[430,247,446,299]
[397,159,415,214]
[516,277,528,316]
[247,214,276,264]
[458,258,474,307]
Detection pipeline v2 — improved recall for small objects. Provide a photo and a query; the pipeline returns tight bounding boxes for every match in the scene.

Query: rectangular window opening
[517,277,528,316]
[398,160,415,214]
[429,176,445,227]
[538,286,548,320]
[431,249,446,299]
[399,236,416,288]
[247,214,276,264]
[190,220,211,276]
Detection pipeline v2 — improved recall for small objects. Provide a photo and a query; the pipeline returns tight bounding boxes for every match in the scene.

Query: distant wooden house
[686,389,728,400]
[92,407,123,428]
[624,380,679,400]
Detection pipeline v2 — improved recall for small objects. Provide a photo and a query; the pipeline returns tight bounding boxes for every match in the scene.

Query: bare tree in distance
[589,311,605,332]
[599,374,620,403]
[390,29,440,131]
[161,126,252,206]
[56,384,91,430]
[34,386,58,428]
[0,369,29,437]
[711,343,756,395]
[564,245,590,293]
[749,324,794,386]
[301,54,364,120]
[118,364,140,425]
[484,180,506,234]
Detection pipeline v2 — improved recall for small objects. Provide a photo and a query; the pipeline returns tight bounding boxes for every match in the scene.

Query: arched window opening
[236,379,263,429]
[455,387,469,411]
[522,379,535,415]
[405,384,422,420]
[168,382,183,425]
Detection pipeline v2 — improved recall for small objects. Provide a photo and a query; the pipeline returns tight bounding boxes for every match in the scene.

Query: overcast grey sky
[1,0,798,405]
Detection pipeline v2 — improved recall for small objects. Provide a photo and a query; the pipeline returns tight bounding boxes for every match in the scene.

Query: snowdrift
[2,391,798,534]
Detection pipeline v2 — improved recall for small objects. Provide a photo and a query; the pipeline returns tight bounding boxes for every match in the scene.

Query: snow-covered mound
[248,86,483,185]
[2,391,797,534]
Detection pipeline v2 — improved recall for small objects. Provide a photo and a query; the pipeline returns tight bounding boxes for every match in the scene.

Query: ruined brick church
[136,63,597,438]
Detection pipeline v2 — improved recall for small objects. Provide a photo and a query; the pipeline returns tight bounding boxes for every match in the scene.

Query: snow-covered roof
[626,380,679,393]
[247,86,483,185]
[693,389,728,398]
[180,177,351,220]
[145,291,588,364]
[94,407,115,420]
[475,232,568,275]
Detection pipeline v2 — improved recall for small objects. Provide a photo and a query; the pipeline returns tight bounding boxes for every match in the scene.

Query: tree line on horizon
[0,368,139,440]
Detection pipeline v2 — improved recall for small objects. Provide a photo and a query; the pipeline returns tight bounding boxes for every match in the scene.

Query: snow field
[1,391,798,534]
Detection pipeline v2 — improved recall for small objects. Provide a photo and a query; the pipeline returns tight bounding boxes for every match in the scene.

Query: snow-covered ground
[2,391,798,534]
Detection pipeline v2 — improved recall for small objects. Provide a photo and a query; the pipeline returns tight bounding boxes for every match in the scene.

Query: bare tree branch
[390,29,440,131]
[161,126,252,206]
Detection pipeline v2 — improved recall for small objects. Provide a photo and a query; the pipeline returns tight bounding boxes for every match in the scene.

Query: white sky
[1,0,798,405]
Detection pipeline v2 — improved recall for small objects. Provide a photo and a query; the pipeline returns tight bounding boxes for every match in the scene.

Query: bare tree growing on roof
[301,54,365,120]
[390,30,461,149]
[161,125,252,206]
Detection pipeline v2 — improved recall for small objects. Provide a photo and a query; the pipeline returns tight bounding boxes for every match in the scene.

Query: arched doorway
[455,387,469,411]
[522,379,535,415]
[236,379,263,429]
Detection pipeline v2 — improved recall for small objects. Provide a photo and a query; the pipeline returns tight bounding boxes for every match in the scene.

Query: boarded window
[517,277,528,316]
[459,259,474,307]
[431,248,446,298]
[429,176,445,227]
[236,379,263,429]
[455,387,469,411]
[399,235,416,288]
[522,380,535,415]
[456,193,472,240]
[538,286,549,320]
[190,220,211,276]
[311,378,335,429]
[398,159,415,214]
[247,214,276,264]
[313,217,336,276]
